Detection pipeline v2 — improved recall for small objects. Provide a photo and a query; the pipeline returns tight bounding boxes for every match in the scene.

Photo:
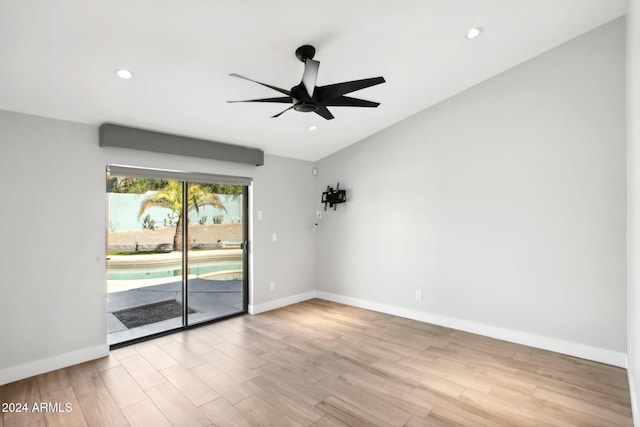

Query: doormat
[113,300,195,329]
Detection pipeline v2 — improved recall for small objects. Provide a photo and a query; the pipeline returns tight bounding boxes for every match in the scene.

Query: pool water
[107,262,242,280]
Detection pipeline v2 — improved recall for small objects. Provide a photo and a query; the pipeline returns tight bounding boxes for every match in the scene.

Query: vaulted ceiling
[0,1,627,161]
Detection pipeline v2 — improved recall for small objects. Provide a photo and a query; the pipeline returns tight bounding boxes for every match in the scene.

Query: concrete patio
[107,277,243,345]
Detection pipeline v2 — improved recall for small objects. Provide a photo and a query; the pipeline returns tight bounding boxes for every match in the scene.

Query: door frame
[106,164,252,349]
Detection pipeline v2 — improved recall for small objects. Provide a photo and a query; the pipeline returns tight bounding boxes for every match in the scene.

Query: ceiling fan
[227,45,385,120]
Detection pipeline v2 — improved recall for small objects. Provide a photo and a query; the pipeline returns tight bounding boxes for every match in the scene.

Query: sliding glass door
[106,166,249,346]
[186,181,247,325]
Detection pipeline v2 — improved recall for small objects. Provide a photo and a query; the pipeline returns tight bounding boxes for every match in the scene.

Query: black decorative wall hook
[322,182,346,210]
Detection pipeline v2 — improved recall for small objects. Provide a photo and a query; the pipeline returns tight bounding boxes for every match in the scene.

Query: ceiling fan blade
[301,59,320,98]
[271,105,294,118]
[317,76,385,102]
[323,96,380,108]
[229,73,291,96]
[314,105,334,120]
[227,96,292,104]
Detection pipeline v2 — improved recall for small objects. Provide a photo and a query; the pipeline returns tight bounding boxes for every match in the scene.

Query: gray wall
[316,19,627,362]
[251,155,317,311]
[0,110,316,384]
[627,0,640,424]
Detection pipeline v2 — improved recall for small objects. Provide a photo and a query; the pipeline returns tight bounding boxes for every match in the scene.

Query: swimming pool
[107,249,243,280]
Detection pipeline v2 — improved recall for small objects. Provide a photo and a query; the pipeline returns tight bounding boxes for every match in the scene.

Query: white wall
[627,0,640,424]
[316,18,627,365]
[0,110,316,385]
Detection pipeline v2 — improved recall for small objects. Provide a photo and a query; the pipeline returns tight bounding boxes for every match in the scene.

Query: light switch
[272,233,278,242]
[257,210,263,220]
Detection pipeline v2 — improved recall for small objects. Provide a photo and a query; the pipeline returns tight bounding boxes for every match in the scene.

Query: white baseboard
[316,291,627,368]
[0,344,109,386]
[249,291,317,315]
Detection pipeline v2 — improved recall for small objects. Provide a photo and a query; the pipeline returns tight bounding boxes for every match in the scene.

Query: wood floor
[0,299,633,426]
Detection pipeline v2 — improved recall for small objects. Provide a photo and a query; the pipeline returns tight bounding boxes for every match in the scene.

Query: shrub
[142,214,156,230]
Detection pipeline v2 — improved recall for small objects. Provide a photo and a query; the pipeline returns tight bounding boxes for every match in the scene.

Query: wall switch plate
[257,210,263,220]
[415,290,423,301]
[272,233,277,242]
[270,282,276,291]
[316,211,322,219]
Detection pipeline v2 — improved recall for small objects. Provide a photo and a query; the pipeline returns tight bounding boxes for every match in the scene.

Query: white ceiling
[0,0,628,161]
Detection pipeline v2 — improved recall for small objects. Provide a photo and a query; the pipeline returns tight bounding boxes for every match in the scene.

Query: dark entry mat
[113,300,195,329]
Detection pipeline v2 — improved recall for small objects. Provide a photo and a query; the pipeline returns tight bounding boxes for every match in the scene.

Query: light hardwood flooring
[0,299,633,426]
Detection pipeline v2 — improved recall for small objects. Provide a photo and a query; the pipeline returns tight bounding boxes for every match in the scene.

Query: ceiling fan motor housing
[291,84,319,112]
[293,101,319,113]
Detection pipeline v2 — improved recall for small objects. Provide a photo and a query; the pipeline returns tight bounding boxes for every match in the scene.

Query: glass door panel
[106,169,249,347]
[106,177,184,345]
[186,182,246,325]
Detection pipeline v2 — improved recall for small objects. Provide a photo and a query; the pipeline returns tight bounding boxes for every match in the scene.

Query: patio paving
[107,278,243,345]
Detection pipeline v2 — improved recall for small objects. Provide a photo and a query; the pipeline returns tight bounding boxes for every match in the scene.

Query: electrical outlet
[270,282,276,291]
[415,290,423,301]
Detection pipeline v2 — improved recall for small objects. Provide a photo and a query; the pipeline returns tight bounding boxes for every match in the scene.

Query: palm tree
[138,181,226,251]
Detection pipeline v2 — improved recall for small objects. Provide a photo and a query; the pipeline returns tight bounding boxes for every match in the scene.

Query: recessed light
[115,68,133,79]
[466,27,481,39]
[309,125,318,131]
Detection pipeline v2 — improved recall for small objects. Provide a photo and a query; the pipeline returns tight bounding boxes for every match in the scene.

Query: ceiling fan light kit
[228,45,385,120]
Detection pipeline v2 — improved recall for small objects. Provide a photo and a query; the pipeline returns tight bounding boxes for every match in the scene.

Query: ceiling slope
[0,0,627,161]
